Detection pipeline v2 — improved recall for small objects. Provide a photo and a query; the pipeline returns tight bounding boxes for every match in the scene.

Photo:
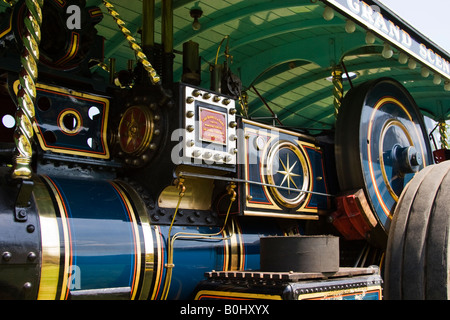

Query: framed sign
[199,107,227,145]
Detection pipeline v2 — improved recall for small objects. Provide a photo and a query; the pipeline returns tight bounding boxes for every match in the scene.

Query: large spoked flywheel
[335,78,433,245]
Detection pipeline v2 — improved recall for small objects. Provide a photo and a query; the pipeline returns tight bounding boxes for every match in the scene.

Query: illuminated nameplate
[182,84,237,166]
[199,108,227,145]
[323,0,450,80]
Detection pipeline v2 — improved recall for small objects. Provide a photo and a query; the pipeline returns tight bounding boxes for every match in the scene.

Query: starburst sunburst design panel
[240,120,330,219]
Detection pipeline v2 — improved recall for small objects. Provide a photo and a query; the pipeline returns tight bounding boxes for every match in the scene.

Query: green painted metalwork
[2,0,448,133]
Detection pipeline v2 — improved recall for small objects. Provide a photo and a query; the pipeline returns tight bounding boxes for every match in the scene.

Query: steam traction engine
[0,0,448,300]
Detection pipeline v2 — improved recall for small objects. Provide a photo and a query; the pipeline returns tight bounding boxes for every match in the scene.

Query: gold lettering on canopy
[326,0,450,80]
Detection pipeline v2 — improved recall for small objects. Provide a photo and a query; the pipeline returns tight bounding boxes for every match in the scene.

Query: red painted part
[331,194,372,241]
[433,149,450,164]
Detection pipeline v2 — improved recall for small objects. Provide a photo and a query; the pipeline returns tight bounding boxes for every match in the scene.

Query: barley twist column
[332,65,343,119]
[102,0,161,85]
[439,121,448,149]
[12,0,44,179]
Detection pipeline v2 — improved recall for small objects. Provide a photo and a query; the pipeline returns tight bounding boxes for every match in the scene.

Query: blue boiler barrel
[2,174,291,300]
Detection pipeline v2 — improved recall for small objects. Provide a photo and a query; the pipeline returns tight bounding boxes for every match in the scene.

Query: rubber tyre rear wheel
[384,161,450,299]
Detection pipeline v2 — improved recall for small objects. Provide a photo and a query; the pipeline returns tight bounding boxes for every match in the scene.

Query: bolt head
[2,251,12,261]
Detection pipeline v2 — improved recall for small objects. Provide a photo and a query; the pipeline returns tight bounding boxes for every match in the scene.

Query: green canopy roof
[2,0,449,133]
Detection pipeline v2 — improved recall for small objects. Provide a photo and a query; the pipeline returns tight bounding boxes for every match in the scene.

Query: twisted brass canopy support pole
[2,0,19,6]
[12,0,44,179]
[102,0,161,86]
[439,121,448,149]
[332,65,343,120]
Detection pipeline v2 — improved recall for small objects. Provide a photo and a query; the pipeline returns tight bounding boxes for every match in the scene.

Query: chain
[12,0,44,179]
[101,0,161,85]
